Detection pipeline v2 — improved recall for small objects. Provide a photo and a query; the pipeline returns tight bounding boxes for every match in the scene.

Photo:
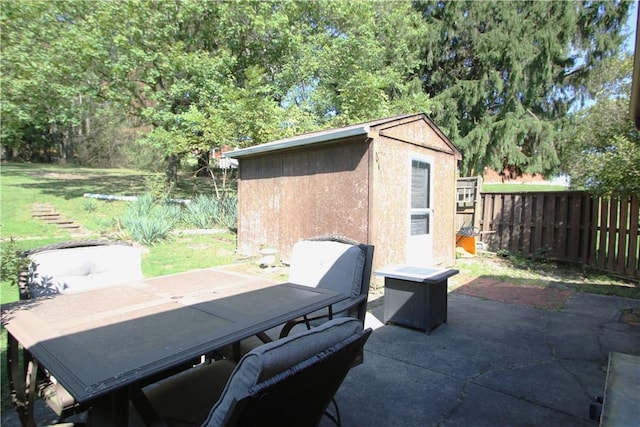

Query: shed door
[407,158,433,266]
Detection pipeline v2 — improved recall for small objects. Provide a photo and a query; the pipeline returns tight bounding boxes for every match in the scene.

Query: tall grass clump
[219,191,238,229]
[82,198,98,212]
[182,193,237,230]
[183,194,219,229]
[119,193,179,245]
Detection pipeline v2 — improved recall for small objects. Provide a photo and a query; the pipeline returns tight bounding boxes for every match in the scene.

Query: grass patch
[142,233,238,277]
[482,183,569,192]
[1,163,145,239]
[452,253,638,299]
[0,162,236,240]
[1,280,19,304]
[570,281,640,299]
[621,308,640,324]
[0,163,239,413]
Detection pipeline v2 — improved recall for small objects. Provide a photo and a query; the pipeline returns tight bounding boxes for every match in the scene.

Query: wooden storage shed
[226,113,462,273]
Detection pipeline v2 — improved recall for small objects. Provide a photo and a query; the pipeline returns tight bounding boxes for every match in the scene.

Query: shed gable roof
[370,113,462,160]
[225,113,460,159]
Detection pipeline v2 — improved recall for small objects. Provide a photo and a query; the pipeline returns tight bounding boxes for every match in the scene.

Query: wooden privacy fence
[456,176,483,231]
[478,191,640,280]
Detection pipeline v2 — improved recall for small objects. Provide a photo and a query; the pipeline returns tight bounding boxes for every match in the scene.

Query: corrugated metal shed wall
[237,137,370,261]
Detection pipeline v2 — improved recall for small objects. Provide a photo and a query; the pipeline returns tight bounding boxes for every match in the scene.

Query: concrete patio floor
[3,286,640,427]
[328,290,640,426]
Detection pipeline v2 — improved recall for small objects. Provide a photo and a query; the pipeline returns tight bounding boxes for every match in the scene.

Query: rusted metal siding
[237,138,370,260]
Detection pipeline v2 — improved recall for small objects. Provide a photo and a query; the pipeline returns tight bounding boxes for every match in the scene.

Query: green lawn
[482,183,569,192]
[0,163,635,415]
[0,163,243,412]
[0,163,243,302]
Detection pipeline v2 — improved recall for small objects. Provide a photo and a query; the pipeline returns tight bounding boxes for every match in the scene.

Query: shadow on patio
[3,277,639,427]
[327,281,640,426]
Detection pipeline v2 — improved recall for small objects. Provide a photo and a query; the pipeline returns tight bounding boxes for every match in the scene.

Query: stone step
[58,224,82,230]
[45,219,75,225]
[31,203,90,236]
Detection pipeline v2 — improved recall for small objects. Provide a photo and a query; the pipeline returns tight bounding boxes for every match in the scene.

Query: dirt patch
[453,277,574,310]
[620,308,640,326]
[39,172,97,180]
[218,262,289,282]
[31,172,105,181]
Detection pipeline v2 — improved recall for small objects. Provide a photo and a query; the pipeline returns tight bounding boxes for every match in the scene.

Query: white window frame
[407,155,434,266]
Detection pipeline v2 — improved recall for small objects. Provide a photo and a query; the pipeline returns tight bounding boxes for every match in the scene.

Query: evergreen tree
[413,1,630,177]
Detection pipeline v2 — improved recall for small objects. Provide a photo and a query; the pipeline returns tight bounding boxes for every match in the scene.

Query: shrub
[183,194,218,229]
[159,202,183,224]
[144,174,175,202]
[119,192,178,245]
[120,190,238,243]
[0,238,29,287]
[219,192,238,229]
[130,192,155,216]
[181,193,237,230]
[120,214,174,245]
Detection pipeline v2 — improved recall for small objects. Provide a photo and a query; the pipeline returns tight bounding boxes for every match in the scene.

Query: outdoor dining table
[1,268,348,427]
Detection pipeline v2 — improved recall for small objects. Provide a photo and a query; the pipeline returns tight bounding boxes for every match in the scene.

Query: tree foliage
[1,1,88,160]
[413,0,630,176]
[0,0,140,165]
[561,54,640,197]
[0,0,632,182]
[1,0,430,170]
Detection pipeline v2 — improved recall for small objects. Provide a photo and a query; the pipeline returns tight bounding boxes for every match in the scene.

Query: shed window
[410,160,431,235]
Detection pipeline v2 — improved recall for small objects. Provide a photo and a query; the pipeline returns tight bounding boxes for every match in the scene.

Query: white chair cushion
[204,317,363,427]
[28,245,143,297]
[288,240,365,312]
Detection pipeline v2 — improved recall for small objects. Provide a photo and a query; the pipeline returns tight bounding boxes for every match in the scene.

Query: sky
[624,1,638,54]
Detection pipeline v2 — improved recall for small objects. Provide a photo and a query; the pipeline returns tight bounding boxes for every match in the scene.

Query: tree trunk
[166,154,180,182]
[196,150,211,177]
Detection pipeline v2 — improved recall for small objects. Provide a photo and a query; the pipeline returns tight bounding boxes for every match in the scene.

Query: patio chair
[19,239,143,299]
[131,317,372,427]
[8,239,143,426]
[279,235,374,337]
[222,235,374,361]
